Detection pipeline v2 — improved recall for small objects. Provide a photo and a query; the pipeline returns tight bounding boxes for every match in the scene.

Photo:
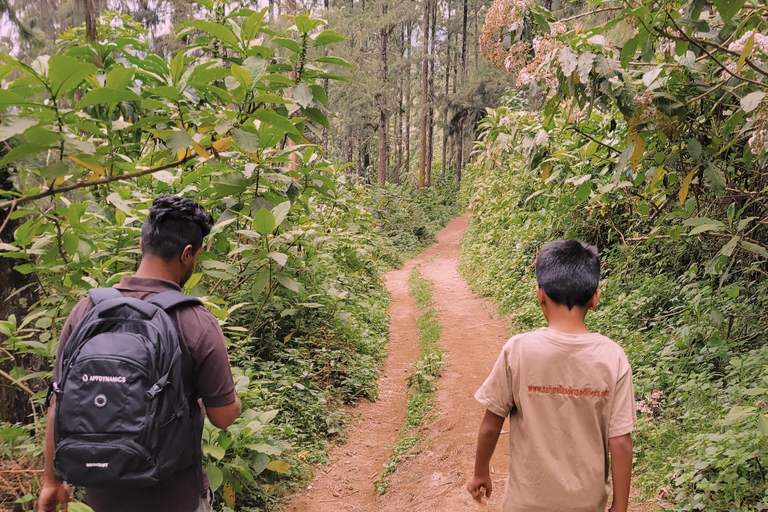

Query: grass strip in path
[374,266,445,493]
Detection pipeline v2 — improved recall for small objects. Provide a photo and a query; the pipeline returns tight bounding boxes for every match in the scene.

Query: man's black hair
[535,239,600,310]
[141,195,213,260]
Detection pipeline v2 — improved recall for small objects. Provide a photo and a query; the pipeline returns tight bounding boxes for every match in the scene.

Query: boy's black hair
[535,239,600,310]
[141,195,213,260]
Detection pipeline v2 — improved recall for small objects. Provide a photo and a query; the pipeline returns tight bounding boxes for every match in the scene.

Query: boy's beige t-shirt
[475,327,636,512]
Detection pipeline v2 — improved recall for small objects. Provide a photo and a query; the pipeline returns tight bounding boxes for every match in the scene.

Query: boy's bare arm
[467,409,505,502]
[608,433,633,512]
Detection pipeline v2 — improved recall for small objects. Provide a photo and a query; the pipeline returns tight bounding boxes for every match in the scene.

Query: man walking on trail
[38,195,242,512]
[467,240,635,512]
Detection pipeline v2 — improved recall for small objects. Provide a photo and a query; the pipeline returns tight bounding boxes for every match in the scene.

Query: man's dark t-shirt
[53,277,237,512]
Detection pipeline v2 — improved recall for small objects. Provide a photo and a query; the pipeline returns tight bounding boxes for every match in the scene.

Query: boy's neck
[544,305,591,335]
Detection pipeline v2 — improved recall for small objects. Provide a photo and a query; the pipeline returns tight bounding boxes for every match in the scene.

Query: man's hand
[38,481,68,512]
[466,473,492,502]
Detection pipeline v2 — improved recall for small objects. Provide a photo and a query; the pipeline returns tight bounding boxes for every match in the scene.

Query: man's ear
[535,285,546,307]
[588,289,602,310]
[180,244,195,264]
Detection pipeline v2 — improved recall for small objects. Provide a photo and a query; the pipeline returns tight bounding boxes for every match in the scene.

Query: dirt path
[285,214,651,511]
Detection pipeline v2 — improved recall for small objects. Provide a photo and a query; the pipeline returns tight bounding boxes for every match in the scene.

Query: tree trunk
[378,2,388,186]
[426,0,436,187]
[418,0,430,191]
[82,0,97,42]
[461,0,468,82]
[441,0,451,177]
[456,117,464,184]
[404,21,411,177]
[395,24,404,186]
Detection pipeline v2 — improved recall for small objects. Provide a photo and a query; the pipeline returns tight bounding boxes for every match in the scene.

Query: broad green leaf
[25,126,61,146]
[620,32,646,68]
[170,51,185,86]
[576,52,595,83]
[205,444,226,460]
[275,273,300,293]
[253,207,276,236]
[703,163,725,195]
[245,443,282,456]
[304,107,331,130]
[310,84,328,106]
[242,56,267,84]
[39,162,69,180]
[63,233,79,255]
[76,88,143,109]
[252,109,300,136]
[266,460,290,473]
[251,268,270,300]
[0,89,35,106]
[686,139,702,160]
[713,0,747,24]
[719,235,739,257]
[559,47,578,76]
[741,91,765,113]
[268,252,288,266]
[47,55,97,99]
[68,503,95,512]
[183,20,240,48]
[0,118,37,141]
[272,37,301,53]
[206,462,223,491]
[293,82,313,108]
[233,128,260,153]
[231,64,252,91]
[315,56,353,68]
[759,414,768,435]
[272,200,291,226]
[105,67,135,90]
[741,241,768,259]
[293,14,322,33]
[313,30,347,46]
[0,143,47,167]
[167,130,194,152]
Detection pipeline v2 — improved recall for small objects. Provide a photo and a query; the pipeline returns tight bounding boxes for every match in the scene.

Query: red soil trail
[284,214,652,512]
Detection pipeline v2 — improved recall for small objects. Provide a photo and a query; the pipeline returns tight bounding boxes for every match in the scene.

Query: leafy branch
[0,154,195,214]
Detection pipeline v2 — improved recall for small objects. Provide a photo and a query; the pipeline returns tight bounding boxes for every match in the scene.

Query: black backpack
[52,287,203,489]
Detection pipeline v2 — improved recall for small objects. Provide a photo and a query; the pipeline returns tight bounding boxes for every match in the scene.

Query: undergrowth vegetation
[460,89,768,511]
[0,3,457,510]
[374,266,444,494]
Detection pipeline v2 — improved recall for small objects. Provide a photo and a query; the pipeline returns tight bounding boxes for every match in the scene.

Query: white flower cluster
[728,30,768,56]
[551,21,566,35]
[636,389,665,418]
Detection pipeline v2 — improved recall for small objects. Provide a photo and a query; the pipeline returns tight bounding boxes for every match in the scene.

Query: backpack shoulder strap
[147,290,202,312]
[87,287,123,305]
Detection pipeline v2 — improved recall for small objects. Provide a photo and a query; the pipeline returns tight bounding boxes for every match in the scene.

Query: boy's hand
[466,473,492,502]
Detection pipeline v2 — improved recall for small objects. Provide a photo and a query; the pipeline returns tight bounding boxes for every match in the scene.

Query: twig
[0,198,16,235]
[662,17,768,90]
[568,126,621,156]
[560,6,623,23]
[0,154,195,211]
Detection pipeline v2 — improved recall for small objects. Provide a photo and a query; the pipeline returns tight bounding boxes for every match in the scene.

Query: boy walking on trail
[466,240,636,512]
[38,195,242,512]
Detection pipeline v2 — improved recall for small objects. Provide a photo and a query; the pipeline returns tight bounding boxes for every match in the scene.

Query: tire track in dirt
[285,214,652,511]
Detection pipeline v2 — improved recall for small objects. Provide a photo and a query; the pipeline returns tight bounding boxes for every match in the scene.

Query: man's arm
[608,433,633,512]
[466,409,505,502]
[38,401,69,512]
[206,396,242,430]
